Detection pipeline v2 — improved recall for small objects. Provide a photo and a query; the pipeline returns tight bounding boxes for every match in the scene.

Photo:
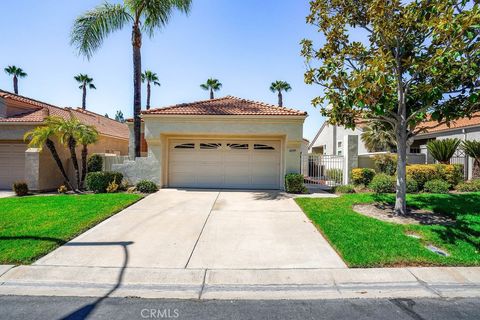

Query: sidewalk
[0,265,478,300]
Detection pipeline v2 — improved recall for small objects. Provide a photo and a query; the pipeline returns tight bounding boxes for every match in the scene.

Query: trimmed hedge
[136,180,158,193]
[406,164,463,189]
[87,154,103,173]
[13,182,29,196]
[373,154,397,175]
[85,171,123,193]
[369,173,395,194]
[455,179,480,192]
[285,173,308,194]
[424,179,450,194]
[351,168,376,186]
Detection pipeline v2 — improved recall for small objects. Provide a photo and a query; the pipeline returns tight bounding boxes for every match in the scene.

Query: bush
[424,179,450,194]
[406,178,419,193]
[326,168,343,184]
[285,173,308,194]
[373,154,397,175]
[87,154,103,173]
[406,164,463,189]
[12,182,29,196]
[427,138,461,164]
[136,180,158,193]
[334,184,355,194]
[57,185,68,194]
[85,171,123,193]
[437,164,463,187]
[455,179,480,192]
[106,179,119,193]
[351,168,376,186]
[369,174,395,194]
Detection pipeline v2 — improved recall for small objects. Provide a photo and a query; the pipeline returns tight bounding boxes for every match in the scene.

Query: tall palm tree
[4,66,27,94]
[77,124,99,188]
[71,1,192,158]
[74,74,96,110]
[361,121,397,152]
[24,120,74,191]
[269,81,291,107]
[141,70,160,110]
[200,78,222,99]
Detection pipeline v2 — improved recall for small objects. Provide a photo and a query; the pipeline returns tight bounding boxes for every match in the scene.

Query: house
[309,122,369,155]
[0,89,129,190]
[118,96,307,190]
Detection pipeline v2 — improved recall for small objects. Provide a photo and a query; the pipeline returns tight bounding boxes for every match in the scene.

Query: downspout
[332,125,337,155]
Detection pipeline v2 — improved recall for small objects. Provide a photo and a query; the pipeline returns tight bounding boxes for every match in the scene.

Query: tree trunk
[45,139,74,191]
[13,75,18,94]
[132,25,142,158]
[473,159,480,179]
[395,124,408,215]
[82,85,87,110]
[80,144,88,189]
[68,136,81,191]
[146,82,151,110]
[278,91,283,107]
[210,88,214,99]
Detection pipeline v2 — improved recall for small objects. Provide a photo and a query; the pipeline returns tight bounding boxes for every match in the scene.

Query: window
[254,144,275,150]
[227,143,249,150]
[337,141,342,148]
[174,143,195,149]
[200,143,221,150]
[337,150,342,155]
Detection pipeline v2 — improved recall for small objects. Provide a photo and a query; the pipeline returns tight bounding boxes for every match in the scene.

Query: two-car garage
[168,139,281,189]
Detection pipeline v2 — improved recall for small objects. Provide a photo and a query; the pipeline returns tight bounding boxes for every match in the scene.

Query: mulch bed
[353,203,455,225]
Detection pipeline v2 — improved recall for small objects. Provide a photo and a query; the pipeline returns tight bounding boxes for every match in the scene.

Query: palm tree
[427,138,461,164]
[24,119,74,191]
[77,124,99,188]
[74,74,96,110]
[141,70,160,110]
[4,66,27,94]
[115,110,125,123]
[71,1,192,158]
[361,121,397,152]
[463,140,480,178]
[200,78,222,99]
[269,81,291,107]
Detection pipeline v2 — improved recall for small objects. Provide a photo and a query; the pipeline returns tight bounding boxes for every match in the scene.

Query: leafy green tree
[74,74,96,110]
[361,121,397,152]
[200,78,222,99]
[301,0,480,215]
[463,140,480,178]
[24,119,74,191]
[115,110,125,123]
[427,138,461,164]
[269,80,291,107]
[71,0,192,158]
[4,66,27,94]
[141,70,161,110]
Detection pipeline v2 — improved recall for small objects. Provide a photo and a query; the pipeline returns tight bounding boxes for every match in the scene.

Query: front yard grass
[0,193,142,264]
[295,193,480,267]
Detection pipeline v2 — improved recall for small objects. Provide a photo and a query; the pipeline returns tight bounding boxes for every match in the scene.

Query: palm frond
[462,140,480,160]
[71,3,132,59]
[141,0,192,37]
[427,138,461,164]
[270,80,291,93]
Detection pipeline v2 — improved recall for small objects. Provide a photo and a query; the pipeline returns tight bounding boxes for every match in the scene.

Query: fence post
[343,135,358,185]
[420,145,434,164]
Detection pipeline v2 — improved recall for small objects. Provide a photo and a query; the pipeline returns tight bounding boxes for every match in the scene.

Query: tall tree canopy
[270,80,292,107]
[141,70,161,110]
[74,74,96,110]
[4,65,27,94]
[71,0,192,158]
[301,0,480,214]
[200,78,222,99]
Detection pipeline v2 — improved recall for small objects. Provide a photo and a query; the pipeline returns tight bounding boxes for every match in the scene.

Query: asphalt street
[0,296,479,320]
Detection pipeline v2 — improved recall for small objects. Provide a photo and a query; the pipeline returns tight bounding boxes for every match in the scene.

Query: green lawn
[0,193,142,264]
[295,193,480,267]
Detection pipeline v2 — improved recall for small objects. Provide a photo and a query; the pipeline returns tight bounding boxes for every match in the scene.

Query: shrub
[12,182,29,196]
[136,180,158,193]
[455,179,480,192]
[326,168,343,184]
[437,164,463,187]
[369,174,395,194]
[427,138,462,164]
[87,154,103,173]
[406,164,463,189]
[351,168,376,186]
[373,154,397,175]
[334,184,355,194]
[285,173,308,194]
[406,178,419,193]
[106,178,119,193]
[85,171,123,193]
[57,185,68,194]
[424,179,450,194]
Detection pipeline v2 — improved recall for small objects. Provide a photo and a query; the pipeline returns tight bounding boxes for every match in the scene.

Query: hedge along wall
[357,153,427,170]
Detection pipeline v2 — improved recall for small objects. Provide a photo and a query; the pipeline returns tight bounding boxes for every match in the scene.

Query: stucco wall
[310,124,369,155]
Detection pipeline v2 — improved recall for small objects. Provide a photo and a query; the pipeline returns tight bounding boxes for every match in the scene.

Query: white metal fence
[301,154,344,187]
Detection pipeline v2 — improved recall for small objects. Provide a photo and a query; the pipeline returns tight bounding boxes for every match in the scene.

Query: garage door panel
[0,144,26,189]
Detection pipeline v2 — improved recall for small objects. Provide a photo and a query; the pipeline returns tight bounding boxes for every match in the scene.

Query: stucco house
[309,122,369,155]
[117,96,307,190]
[0,90,129,190]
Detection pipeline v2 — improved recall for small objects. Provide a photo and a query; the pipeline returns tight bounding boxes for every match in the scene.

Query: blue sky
[0,0,325,140]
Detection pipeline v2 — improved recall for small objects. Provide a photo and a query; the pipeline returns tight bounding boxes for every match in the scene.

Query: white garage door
[168,139,281,189]
[0,144,27,189]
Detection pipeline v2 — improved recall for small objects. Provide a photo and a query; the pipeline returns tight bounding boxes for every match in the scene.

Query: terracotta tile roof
[141,96,307,116]
[0,89,128,139]
[417,112,480,134]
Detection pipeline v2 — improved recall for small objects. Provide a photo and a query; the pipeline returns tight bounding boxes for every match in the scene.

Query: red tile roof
[141,96,307,116]
[417,112,480,134]
[0,90,128,139]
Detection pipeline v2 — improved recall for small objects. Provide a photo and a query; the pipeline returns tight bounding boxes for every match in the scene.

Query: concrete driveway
[35,189,346,269]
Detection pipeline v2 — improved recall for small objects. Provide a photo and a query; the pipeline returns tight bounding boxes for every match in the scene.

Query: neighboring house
[309,122,369,155]
[120,96,307,189]
[0,90,129,190]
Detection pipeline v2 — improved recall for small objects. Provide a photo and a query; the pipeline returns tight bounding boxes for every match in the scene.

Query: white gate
[301,154,344,187]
